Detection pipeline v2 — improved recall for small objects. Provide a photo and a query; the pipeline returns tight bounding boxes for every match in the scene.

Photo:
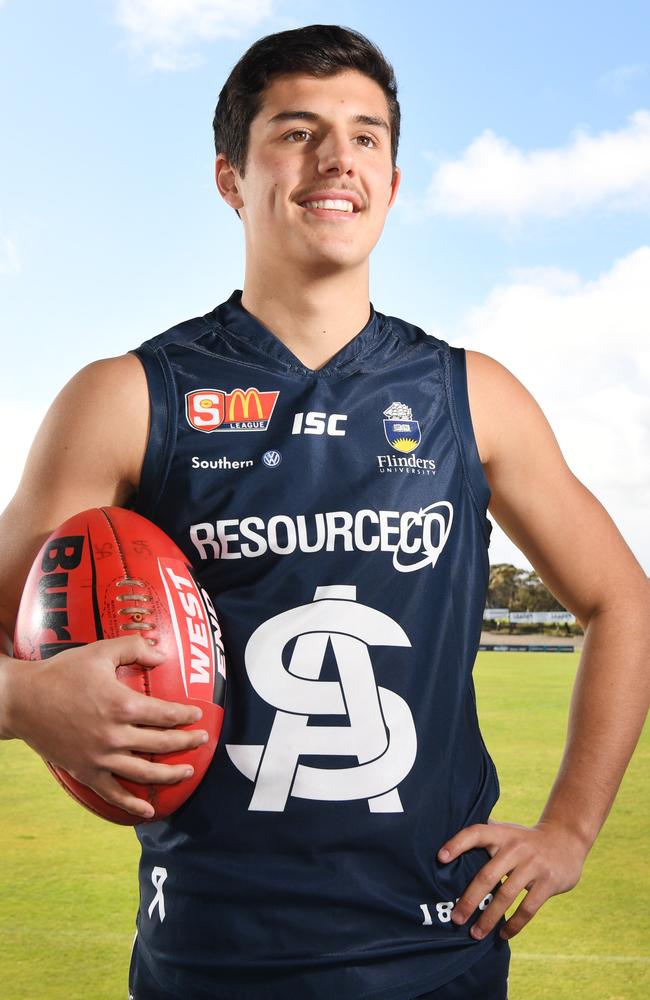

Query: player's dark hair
[213,24,400,175]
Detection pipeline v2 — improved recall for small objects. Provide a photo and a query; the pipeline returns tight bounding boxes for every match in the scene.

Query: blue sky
[1,0,649,572]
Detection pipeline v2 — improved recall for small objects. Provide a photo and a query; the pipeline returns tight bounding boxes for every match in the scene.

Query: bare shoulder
[464,348,561,470]
[60,351,147,408]
[24,352,150,497]
[0,353,149,632]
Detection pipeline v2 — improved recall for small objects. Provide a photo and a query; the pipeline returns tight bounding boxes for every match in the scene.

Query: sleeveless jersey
[131,291,501,999]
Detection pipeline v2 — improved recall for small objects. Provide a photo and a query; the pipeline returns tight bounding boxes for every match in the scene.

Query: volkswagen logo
[262,450,282,468]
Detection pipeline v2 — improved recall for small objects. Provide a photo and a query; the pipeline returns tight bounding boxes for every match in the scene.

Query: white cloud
[598,63,647,96]
[115,0,274,70]
[445,247,650,572]
[427,110,650,222]
[0,237,20,275]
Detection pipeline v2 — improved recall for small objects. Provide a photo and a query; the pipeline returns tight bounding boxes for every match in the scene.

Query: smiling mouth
[300,198,361,222]
[301,198,357,213]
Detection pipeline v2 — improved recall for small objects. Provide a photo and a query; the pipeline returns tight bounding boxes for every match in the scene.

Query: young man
[1,24,648,1000]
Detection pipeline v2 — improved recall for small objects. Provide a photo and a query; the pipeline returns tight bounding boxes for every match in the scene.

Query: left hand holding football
[437,819,589,940]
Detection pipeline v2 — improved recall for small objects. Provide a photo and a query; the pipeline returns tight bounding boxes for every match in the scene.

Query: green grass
[0,651,648,999]
[476,652,650,1000]
[1,741,140,1000]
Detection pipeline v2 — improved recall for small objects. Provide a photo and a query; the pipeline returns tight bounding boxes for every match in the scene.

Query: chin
[297,236,375,271]
[301,250,368,276]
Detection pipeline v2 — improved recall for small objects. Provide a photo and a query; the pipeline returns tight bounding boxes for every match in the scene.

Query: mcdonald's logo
[186,387,279,433]
[227,388,265,422]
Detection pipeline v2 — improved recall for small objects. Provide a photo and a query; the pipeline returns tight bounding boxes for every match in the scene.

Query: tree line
[487,563,566,612]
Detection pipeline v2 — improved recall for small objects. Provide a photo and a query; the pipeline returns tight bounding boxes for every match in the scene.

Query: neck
[241,261,371,371]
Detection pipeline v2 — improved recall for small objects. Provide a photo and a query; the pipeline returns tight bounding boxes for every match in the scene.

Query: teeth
[302,199,354,212]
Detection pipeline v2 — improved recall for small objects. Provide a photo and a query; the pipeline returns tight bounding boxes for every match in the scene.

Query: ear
[387,166,401,209]
[215,155,244,211]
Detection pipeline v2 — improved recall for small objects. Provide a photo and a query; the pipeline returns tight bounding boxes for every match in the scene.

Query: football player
[1,25,648,1000]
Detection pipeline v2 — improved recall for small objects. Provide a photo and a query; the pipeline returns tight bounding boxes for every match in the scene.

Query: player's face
[217,70,401,274]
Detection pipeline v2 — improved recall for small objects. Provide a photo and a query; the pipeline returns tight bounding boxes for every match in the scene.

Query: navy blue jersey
[131,291,501,999]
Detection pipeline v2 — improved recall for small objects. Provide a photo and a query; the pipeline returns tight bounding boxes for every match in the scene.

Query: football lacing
[119,606,149,620]
[117,579,154,631]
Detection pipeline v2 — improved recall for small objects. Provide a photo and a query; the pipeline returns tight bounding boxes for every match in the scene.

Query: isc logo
[292,412,347,436]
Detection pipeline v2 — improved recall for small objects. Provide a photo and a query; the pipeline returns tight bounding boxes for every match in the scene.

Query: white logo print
[147,866,168,922]
[292,411,348,436]
[190,500,453,572]
[393,501,453,573]
[226,586,417,813]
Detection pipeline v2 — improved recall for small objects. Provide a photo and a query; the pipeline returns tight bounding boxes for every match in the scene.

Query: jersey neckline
[208,290,389,378]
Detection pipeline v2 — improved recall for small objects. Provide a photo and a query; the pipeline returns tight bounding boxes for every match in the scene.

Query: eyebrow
[267,110,390,132]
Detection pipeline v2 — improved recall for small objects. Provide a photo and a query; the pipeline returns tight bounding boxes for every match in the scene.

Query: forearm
[0,658,23,740]
[0,616,12,658]
[0,625,19,739]
[537,591,650,850]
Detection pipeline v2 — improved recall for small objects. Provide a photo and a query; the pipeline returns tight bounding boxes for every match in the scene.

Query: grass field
[1,651,648,999]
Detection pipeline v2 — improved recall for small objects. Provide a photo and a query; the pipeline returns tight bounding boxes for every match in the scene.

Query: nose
[316,129,354,177]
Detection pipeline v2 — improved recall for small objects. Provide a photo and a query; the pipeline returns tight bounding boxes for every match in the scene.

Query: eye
[355,135,376,148]
[285,129,312,143]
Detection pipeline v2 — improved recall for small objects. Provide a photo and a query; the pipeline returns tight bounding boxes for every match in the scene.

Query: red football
[14,507,226,824]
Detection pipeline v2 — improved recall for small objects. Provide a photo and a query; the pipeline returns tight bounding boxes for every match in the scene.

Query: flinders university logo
[383,402,421,453]
[186,387,279,433]
[226,586,417,813]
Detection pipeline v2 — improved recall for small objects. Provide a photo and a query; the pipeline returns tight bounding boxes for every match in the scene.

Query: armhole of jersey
[130,346,177,517]
[445,345,493,544]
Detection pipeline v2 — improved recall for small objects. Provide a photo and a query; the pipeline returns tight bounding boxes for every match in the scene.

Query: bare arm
[0,355,207,819]
[438,349,650,939]
[0,354,150,628]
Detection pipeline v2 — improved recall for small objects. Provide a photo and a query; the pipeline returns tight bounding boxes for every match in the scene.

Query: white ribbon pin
[147,866,168,922]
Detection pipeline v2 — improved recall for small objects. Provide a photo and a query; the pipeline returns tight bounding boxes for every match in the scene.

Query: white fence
[483,609,576,624]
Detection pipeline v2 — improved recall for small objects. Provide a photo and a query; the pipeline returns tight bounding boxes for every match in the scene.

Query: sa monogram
[226,585,417,812]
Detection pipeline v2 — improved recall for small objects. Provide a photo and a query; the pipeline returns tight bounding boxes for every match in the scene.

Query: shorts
[128,935,511,999]
[128,939,176,1000]
[414,934,510,998]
